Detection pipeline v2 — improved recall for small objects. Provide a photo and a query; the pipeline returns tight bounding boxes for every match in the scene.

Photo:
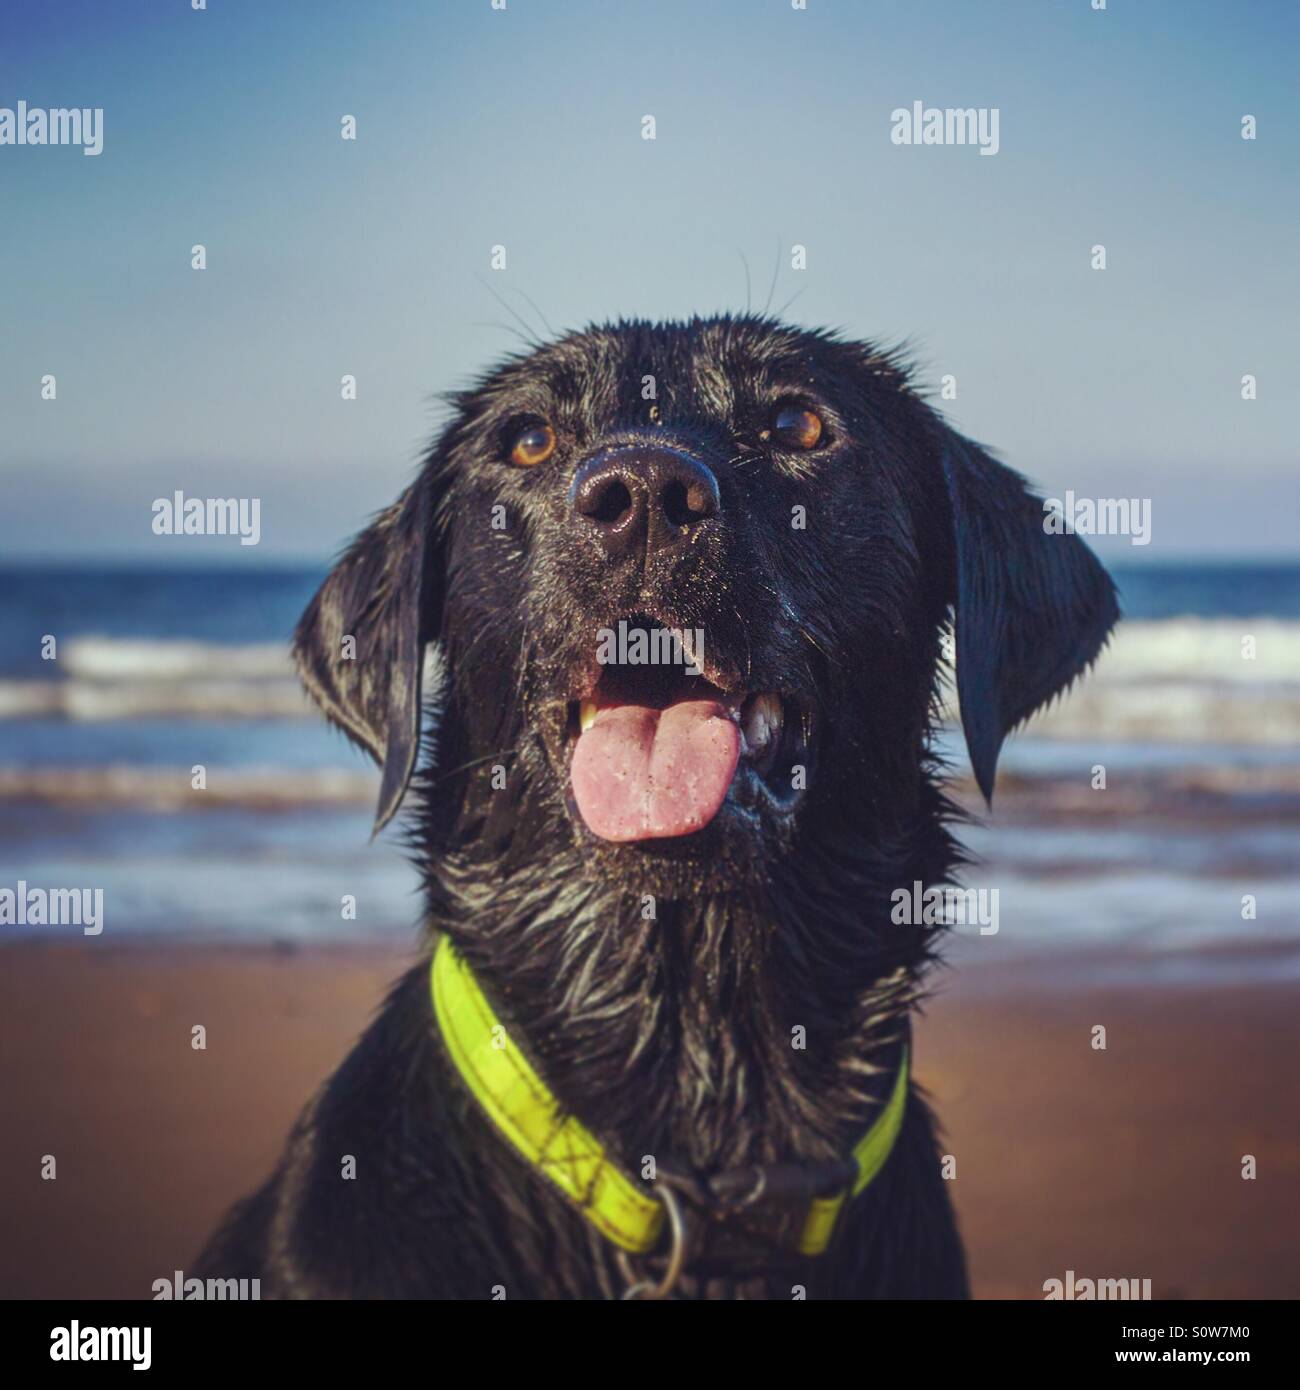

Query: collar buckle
[618,1156,860,1296]
[706,1158,858,1213]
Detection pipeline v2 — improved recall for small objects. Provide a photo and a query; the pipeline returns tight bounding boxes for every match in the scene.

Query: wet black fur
[197,317,1117,1299]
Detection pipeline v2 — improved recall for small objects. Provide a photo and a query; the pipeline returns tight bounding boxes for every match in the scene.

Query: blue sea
[2,563,1298,975]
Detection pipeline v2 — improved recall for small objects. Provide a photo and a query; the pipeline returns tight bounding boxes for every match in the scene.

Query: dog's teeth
[743,693,783,753]
[578,700,598,734]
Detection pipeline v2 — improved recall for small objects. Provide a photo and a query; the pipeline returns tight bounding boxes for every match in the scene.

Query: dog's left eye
[508,423,557,468]
[767,404,824,450]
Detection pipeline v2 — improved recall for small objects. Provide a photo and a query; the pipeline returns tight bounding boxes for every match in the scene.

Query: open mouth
[557,642,813,844]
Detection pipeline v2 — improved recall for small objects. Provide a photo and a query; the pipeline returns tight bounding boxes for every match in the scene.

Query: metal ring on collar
[618,1184,688,1300]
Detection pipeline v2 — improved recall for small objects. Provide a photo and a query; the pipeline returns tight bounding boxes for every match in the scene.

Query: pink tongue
[570,700,741,842]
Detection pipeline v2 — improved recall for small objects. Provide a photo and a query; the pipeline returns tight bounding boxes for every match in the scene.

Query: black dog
[198,316,1116,1299]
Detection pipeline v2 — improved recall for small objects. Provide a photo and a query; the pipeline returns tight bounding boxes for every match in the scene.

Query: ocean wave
[1073,620,1300,684]
[2,623,1297,737]
[61,638,291,680]
[950,765,1300,825]
[958,619,1300,688]
[54,621,1297,681]
[988,684,1300,745]
[0,765,376,810]
[0,678,308,720]
[3,762,1297,818]
[0,636,301,719]
[938,620,1300,743]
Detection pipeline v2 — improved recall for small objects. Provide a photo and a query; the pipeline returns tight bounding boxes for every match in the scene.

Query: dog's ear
[293,480,440,833]
[938,428,1118,802]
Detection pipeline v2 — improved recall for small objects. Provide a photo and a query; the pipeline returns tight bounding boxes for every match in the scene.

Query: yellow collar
[431,935,909,1258]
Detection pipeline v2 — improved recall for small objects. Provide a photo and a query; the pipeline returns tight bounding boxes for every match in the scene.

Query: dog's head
[295,318,1116,897]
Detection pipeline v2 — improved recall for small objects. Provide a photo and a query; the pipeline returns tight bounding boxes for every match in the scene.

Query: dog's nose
[570,446,720,563]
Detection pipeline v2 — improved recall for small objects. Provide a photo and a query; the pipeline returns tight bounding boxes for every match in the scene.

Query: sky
[1,0,1296,563]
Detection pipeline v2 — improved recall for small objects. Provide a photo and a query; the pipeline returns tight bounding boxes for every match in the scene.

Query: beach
[2,938,1295,1301]
[2,561,1297,1300]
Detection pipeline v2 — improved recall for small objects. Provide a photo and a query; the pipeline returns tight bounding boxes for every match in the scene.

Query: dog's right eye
[508,423,557,468]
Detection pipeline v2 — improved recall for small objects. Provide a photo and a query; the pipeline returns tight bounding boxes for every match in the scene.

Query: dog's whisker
[421,747,521,790]
[473,272,544,349]
[772,285,808,321]
[761,233,781,317]
[508,286,557,342]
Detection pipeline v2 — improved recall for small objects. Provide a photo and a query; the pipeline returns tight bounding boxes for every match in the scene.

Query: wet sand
[1,940,1295,1299]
